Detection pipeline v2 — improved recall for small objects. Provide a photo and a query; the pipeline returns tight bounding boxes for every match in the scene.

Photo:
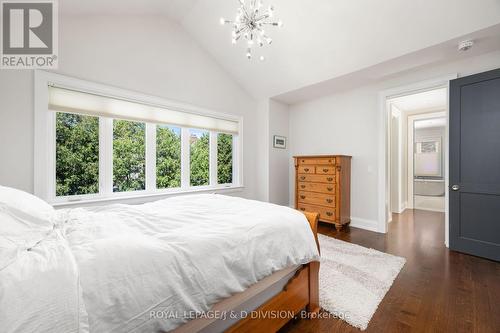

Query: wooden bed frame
[226,212,320,332]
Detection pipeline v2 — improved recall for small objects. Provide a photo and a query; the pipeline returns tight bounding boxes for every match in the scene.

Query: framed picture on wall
[273,135,287,149]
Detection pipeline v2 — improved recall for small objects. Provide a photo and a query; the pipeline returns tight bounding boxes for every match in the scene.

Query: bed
[0,187,320,333]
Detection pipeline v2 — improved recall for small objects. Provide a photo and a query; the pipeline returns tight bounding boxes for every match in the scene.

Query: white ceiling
[389,88,447,113]
[60,0,197,18]
[61,0,500,102]
[414,118,446,129]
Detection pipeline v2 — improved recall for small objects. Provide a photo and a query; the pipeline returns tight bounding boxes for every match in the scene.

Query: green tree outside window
[217,133,233,184]
[113,119,146,192]
[190,130,209,186]
[157,125,181,189]
[56,113,99,196]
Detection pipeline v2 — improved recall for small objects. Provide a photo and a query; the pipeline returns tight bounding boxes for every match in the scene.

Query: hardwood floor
[280,209,500,333]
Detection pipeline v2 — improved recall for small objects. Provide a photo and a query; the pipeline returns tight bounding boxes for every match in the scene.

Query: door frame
[378,74,457,247]
[407,111,446,210]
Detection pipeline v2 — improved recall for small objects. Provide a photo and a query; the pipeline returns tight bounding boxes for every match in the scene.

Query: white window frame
[34,71,244,207]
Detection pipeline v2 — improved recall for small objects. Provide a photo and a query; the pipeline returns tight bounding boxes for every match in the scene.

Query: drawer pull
[327,187,333,191]
[300,185,306,189]
[327,177,334,182]
[323,168,329,172]
[300,176,306,180]
[326,199,333,203]
[300,207,305,211]
[326,212,333,217]
[300,195,306,199]
[304,168,310,172]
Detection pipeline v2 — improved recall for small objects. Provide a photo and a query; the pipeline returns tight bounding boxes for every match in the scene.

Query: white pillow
[0,186,55,269]
[0,185,55,223]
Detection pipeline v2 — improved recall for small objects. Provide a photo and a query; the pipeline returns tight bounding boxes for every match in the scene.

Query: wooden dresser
[294,155,351,229]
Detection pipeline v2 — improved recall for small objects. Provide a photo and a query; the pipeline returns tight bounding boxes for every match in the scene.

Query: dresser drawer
[315,166,335,175]
[297,203,336,222]
[298,182,335,194]
[298,158,335,165]
[297,166,315,174]
[297,174,335,183]
[298,191,336,207]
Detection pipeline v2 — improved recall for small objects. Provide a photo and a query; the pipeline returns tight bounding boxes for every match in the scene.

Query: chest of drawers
[294,155,351,230]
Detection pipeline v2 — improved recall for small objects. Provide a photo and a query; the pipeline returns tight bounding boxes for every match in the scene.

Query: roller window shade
[48,86,239,134]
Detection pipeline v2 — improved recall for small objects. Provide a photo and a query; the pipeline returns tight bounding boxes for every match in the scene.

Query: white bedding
[60,194,320,332]
[0,229,89,333]
[1,193,319,333]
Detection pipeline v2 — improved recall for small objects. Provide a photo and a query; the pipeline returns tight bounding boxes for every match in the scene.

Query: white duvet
[59,194,320,332]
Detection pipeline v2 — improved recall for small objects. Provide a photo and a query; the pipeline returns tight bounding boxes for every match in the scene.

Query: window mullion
[102,118,113,196]
[98,117,106,195]
[145,123,156,192]
[209,131,218,186]
[181,127,190,188]
[48,112,56,201]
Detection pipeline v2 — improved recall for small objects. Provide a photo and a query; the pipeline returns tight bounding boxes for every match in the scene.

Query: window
[113,120,146,192]
[157,125,181,189]
[36,73,242,204]
[217,133,233,184]
[190,129,209,186]
[56,112,99,196]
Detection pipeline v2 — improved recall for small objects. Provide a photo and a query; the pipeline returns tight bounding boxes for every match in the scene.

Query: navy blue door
[449,68,500,262]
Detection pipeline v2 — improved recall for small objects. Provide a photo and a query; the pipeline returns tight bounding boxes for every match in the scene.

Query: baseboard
[349,217,379,233]
[414,207,445,213]
[291,207,380,233]
[393,201,407,214]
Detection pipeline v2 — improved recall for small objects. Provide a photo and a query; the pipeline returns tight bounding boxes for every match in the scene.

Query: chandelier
[220,0,283,61]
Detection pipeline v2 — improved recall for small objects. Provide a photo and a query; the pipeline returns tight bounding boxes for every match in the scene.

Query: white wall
[255,98,291,206]
[0,15,258,199]
[288,50,500,231]
[255,100,270,202]
[289,86,380,230]
[268,100,290,206]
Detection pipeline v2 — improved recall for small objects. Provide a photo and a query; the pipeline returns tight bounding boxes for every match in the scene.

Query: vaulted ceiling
[61,0,500,102]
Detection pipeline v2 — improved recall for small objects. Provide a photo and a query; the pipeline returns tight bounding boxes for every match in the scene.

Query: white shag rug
[318,234,406,330]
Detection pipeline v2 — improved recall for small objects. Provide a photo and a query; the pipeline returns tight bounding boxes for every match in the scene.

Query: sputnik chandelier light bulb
[220,0,283,61]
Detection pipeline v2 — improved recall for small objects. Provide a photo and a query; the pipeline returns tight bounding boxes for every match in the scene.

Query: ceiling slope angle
[174,0,500,101]
[60,0,500,102]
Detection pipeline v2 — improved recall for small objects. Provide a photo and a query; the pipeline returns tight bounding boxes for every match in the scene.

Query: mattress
[172,265,301,333]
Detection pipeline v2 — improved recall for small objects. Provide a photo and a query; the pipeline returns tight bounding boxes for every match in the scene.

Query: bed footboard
[226,212,320,332]
[303,212,320,315]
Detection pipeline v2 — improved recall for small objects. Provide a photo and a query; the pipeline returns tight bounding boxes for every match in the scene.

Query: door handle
[451,184,460,191]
